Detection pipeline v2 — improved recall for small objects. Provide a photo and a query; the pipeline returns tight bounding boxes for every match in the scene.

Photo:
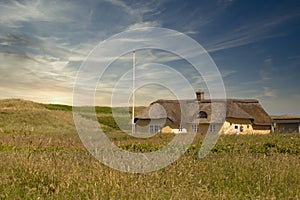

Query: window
[198,111,208,119]
[234,125,239,135]
[179,124,183,132]
[150,125,155,133]
[209,124,216,133]
[150,125,160,133]
[240,126,244,132]
[192,124,199,133]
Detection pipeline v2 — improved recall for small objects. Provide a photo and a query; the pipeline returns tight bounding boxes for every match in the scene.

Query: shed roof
[272,118,300,124]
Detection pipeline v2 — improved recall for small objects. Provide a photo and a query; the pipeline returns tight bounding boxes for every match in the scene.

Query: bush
[97,116,120,130]
[44,104,72,111]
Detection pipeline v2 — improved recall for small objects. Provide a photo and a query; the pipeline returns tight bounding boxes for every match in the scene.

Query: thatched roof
[135,98,271,126]
[226,99,271,125]
[134,100,202,123]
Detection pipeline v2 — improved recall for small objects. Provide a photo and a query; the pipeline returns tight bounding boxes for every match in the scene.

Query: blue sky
[0,0,299,115]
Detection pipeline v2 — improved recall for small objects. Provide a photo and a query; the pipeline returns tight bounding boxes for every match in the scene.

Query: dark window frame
[192,124,199,132]
[150,125,161,133]
[198,111,208,119]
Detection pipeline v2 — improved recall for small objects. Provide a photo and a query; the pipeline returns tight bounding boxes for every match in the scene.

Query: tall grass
[0,133,300,199]
[0,100,299,199]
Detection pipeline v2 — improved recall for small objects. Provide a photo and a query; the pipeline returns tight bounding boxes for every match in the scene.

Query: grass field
[0,99,300,199]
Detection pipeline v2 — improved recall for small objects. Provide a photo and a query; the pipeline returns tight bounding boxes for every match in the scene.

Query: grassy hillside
[0,99,146,134]
[0,99,75,135]
[0,99,300,199]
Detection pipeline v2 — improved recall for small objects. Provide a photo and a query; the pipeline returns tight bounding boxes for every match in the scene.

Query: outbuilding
[272,118,300,133]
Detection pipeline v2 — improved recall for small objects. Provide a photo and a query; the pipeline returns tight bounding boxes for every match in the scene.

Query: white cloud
[0,0,82,28]
[0,52,76,93]
[220,69,236,78]
[0,0,44,27]
[127,21,162,30]
[263,87,277,98]
[0,0,297,109]
[103,0,139,17]
[103,0,162,22]
[259,56,278,81]
[259,69,272,81]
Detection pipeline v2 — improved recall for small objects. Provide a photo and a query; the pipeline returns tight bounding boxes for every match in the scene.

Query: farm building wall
[276,123,299,133]
[220,118,251,135]
[135,119,172,134]
[251,125,271,134]
[135,118,271,135]
[220,118,270,135]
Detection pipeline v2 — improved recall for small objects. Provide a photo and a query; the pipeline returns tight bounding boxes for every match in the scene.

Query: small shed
[272,118,300,133]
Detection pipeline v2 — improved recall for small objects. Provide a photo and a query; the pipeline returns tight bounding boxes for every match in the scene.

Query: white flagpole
[132,50,136,134]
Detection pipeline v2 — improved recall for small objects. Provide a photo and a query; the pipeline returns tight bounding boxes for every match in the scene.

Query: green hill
[0,99,146,135]
[0,99,75,135]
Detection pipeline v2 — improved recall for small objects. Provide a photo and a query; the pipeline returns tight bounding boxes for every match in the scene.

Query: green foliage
[43,105,144,115]
[120,143,161,152]
[210,134,300,155]
[44,104,126,114]
[95,106,112,114]
[0,144,15,151]
[97,116,120,130]
[95,106,146,115]
[43,104,72,111]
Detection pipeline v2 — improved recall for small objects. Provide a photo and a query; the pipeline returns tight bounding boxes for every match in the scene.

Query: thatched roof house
[134,91,272,135]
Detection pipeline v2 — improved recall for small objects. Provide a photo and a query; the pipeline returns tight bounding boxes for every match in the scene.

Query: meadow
[0,99,300,199]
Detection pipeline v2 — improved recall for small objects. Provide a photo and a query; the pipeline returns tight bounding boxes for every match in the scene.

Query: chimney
[196,89,204,101]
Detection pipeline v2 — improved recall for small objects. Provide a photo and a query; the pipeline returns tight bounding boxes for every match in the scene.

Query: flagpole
[132,50,136,134]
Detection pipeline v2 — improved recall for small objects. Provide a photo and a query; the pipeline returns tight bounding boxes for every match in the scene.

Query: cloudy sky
[0,0,299,115]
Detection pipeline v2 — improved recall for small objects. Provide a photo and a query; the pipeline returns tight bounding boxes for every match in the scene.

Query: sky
[0,0,299,115]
